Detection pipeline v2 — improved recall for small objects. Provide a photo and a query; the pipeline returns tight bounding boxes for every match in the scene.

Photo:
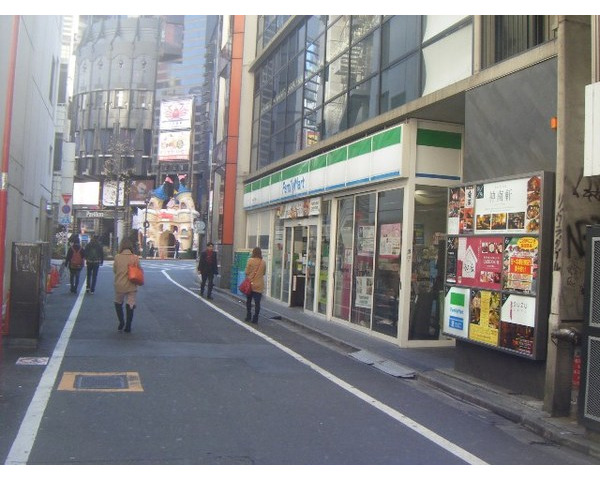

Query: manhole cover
[75,374,128,390]
[58,372,143,392]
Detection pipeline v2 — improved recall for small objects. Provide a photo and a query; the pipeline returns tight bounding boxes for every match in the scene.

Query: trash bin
[8,242,50,343]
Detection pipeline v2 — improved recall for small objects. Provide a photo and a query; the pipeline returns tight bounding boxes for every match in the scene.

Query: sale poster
[503,237,539,294]
[469,289,500,346]
[379,223,401,258]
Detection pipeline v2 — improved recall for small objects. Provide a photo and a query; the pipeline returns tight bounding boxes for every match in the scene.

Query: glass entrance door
[305,224,317,311]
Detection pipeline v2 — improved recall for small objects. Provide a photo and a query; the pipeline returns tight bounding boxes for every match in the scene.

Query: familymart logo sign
[282,175,307,197]
[444,287,469,338]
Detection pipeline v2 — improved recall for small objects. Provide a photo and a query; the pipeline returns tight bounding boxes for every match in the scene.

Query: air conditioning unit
[579,225,600,432]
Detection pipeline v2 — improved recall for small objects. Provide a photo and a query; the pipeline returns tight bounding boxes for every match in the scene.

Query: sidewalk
[223,288,600,461]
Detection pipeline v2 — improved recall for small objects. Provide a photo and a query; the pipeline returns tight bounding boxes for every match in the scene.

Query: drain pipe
[0,16,20,343]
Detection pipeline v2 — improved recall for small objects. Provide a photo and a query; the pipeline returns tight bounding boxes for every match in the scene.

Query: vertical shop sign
[444,286,469,338]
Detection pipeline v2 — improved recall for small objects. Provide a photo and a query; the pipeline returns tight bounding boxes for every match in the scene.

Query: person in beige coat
[244,246,267,324]
[113,238,139,332]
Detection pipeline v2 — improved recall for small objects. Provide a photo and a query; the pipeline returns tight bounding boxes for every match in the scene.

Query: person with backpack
[84,235,104,294]
[65,235,85,293]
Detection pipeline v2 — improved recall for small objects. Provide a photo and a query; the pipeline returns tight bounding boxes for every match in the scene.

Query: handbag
[128,261,144,286]
[239,276,252,296]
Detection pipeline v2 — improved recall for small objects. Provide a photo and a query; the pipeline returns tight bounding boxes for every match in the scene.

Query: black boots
[115,303,134,333]
[115,302,124,331]
[125,304,135,333]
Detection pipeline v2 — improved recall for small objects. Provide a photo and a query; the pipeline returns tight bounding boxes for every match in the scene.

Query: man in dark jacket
[84,235,104,294]
[198,242,218,299]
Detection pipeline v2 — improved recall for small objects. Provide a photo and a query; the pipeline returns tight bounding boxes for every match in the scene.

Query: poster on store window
[448,185,475,235]
[502,236,539,294]
[445,236,458,284]
[468,289,500,346]
[357,226,375,255]
[455,236,503,290]
[499,293,536,355]
[355,276,373,308]
[379,223,401,258]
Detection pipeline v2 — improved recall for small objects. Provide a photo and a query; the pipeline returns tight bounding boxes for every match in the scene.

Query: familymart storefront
[243,119,463,346]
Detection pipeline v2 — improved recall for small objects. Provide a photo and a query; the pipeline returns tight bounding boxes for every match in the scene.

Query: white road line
[163,271,488,465]
[5,286,86,465]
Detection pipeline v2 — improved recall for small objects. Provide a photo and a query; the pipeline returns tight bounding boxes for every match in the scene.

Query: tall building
[0,16,63,337]
[70,15,173,250]
[212,15,599,422]
[154,15,216,246]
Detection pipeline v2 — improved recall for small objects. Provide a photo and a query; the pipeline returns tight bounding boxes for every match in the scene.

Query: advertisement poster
[499,293,536,355]
[503,236,539,294]
[454,236,504,290]
[159,98,193,131]
[448,187,460,235]
[443,286,470,338]
[357,226,375,254]
[158,130,191,161]
[379,223,402,257]
[355,276,373,308]
[474,175,541,234]
[445,236,458,284]
[469,289,500,346]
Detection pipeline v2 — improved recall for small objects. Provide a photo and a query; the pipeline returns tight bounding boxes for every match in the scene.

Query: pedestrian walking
[113,238,140,333]
[84,235,104,294]
[244,246,266,324]
[65,236,85,293]
[197,242,218,299]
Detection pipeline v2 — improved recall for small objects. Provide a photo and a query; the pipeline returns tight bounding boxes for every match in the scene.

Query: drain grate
[58,372,143,392]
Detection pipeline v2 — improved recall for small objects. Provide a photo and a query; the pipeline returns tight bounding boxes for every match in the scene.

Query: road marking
[163,271,488,465]
[5,286,86,465]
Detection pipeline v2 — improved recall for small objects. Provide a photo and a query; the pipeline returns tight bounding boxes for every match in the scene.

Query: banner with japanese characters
[443,172,552,360]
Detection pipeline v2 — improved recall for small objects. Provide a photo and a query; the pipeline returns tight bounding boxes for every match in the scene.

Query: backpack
[70,246,83,269]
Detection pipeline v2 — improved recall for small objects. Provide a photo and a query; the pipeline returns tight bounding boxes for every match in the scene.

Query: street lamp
[142,195,151,259]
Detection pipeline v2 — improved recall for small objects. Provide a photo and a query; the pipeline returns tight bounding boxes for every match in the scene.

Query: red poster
[456,236,503,290]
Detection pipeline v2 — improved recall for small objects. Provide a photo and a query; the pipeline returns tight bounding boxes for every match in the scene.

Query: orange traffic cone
[46,273,53,293]
[51,266,59,288]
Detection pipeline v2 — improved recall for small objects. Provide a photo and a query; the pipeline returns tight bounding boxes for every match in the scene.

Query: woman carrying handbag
[244,247,266,324]
[113,238,141,333]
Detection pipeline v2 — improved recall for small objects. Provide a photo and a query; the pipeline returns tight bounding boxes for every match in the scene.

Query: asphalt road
[1,260,597,466]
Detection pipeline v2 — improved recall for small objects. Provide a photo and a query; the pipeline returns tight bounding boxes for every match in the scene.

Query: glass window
[304,70,325,110]
[284,120,302,156]
[272,219,284,300]
[349,30,380,87]
[323,95,347,139]
[288,52,304,92]
[381,15,420,68]
[351,15,380,43]
[380,53,420,113]
[348,76,379,128]
[326,16,350,62]
[272,129,285,162]
[318,200,331,314]
[351,193,377,327]
[409,186,448,340]
[307,15,327,41]
[373,189,403,337]
[303,107,322,147]
[325,53,349,102]
[305,33,326,76]
[333,197,354,320]
[286,86,303,126]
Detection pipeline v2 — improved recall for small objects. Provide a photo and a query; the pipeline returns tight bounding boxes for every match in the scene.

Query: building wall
[464,59,558,182]
[0,15,62,320]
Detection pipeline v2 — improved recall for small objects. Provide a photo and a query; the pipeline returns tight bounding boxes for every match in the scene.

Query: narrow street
[1,260,596,465]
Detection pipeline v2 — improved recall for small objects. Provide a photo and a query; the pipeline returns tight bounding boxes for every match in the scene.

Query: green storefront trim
[417,128,462,149]
[372,126,402,151]
[348,138,372,159]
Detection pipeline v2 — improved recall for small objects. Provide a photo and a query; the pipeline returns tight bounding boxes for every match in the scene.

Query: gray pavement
[2,260,600,463]
[223,287,600,461]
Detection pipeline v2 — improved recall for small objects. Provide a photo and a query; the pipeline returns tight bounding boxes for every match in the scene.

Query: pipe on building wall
[222,15,245,246]
[0,15,20,341]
